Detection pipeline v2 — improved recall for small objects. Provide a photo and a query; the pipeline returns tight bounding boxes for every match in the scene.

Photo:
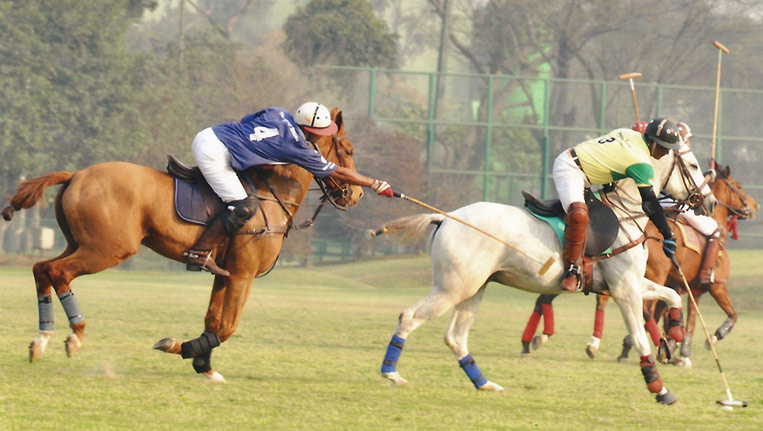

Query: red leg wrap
[667,308,685,342]
[522,312,541,343]
[541,303,554,335]
[644,318,662,346]
[593,309,605,339]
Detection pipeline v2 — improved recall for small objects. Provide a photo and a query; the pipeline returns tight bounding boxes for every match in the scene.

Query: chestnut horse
[2,108,363,382]
[614,163,758,366]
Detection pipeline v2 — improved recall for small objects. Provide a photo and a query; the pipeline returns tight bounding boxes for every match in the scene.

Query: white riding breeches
[660,202,720,237]
[553,150,590,212]
[192,127,248,203]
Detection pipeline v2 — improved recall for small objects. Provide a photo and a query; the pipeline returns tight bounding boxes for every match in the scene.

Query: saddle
[166,154,225,226]
[522,188,619,256]
[523,189,619,294]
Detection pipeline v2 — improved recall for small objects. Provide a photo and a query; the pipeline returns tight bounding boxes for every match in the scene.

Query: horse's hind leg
[37,246,133,358]
[381,290,461,386]
[704,282,736,350]
[28,245,80,362]
[444,286,503,392]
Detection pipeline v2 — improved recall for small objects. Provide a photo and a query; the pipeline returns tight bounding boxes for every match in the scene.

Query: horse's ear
[724,165,731,177]
[335,110,344,133]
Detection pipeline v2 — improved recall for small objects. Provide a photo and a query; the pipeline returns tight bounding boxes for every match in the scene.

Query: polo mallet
[618,72,643,124]
[372,192,556,275]
[711,41,730,171]
[670,256,747,410]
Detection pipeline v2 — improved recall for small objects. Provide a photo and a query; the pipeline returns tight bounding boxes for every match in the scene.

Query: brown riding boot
[185,217,231,277]
[698,237,721,285]
[560,202,589,292]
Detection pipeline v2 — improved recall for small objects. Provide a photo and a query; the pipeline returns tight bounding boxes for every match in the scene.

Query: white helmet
[676,121,692,143]
[294,102,338,136]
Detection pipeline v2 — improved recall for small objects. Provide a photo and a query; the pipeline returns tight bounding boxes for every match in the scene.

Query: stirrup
[560,265,582,292]
[184,250,230,277]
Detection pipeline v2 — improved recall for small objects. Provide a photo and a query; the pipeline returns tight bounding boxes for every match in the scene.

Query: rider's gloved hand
[662,237,677,259]
[371,179,394,197]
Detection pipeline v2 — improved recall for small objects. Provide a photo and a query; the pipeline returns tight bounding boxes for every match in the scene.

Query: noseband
[661,149,710,210]
[311,134,352,211]
[713,176,754,219]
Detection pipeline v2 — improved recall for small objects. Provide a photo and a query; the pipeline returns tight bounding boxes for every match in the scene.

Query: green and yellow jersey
[574,128,654,187]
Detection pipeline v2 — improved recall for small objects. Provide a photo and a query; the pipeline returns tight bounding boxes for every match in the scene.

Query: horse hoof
[65,333,82,358]
[617,356,629,363]
[381,371,409,386]
[153,337,181,354]
[478,381,504,392]
[585,337,600,359]
[678,357,692,369]
[705,335,718,350]
[532,334,548,350]
[203,370,226,383]
[520,351,532,358]
[585,345,596,359]
[656,390,679,405]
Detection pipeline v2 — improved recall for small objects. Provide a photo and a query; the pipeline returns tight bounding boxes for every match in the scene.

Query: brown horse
[2,108,363,381]
[521,164,757,363]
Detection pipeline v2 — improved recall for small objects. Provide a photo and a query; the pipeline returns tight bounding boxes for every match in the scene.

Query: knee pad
[181,331,221,359]
[565,202,589,225]
[223,197,258,234]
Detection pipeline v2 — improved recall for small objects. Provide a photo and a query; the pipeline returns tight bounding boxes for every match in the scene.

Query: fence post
[541,77,551,198]
[483,75,494,201]
[427,72,437,185]
[368,68,376,118]
[599,80,607,135]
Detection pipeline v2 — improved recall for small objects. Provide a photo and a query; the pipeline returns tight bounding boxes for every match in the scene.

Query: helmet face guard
[645,118,681,150]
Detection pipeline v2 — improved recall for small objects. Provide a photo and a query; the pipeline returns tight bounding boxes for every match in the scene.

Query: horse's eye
[345,150,353,157]
[691,163,698,169]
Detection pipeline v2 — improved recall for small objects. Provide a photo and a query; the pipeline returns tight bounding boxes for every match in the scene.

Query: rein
[713,176,753,219]
[661,149,708,209]
[238,133,352,236]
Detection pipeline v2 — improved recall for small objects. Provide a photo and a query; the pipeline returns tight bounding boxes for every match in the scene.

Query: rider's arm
[329,166,374,187]
[329,166,393,196]
[638,186,674,240]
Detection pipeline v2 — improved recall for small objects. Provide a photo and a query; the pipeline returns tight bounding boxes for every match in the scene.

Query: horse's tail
[2,171,74,221]
[377,213,445,244]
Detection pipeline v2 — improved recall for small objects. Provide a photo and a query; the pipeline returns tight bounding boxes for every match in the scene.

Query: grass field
[1,251,762,430]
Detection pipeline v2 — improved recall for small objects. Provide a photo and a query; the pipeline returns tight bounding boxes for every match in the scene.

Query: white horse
[376,141,716,405]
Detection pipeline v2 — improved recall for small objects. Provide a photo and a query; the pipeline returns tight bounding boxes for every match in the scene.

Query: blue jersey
[211,107,337,178]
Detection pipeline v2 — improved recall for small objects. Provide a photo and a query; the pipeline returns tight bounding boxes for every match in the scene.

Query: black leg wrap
[641,362,659,384]
[180,331,221,359]
[192,350,212,374]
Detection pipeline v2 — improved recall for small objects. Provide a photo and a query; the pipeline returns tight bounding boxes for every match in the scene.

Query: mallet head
[713,41,730,54]
[618,72,643,81]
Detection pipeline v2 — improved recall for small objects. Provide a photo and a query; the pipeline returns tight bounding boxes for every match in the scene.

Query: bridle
[310,133,353,211]
[660,148,710,211]
[712,174,754,220]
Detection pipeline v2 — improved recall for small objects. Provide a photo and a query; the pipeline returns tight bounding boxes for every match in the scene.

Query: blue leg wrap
[381,335,405,374]
[57,290,84,325]
[38,294,55,331]
[459,354,488,388]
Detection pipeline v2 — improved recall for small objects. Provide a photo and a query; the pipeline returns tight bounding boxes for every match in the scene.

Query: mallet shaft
[395,193,556,275]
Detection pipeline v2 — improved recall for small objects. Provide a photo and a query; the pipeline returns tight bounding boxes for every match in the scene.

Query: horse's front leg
[609,272,678,404]
[154,273,251,383]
